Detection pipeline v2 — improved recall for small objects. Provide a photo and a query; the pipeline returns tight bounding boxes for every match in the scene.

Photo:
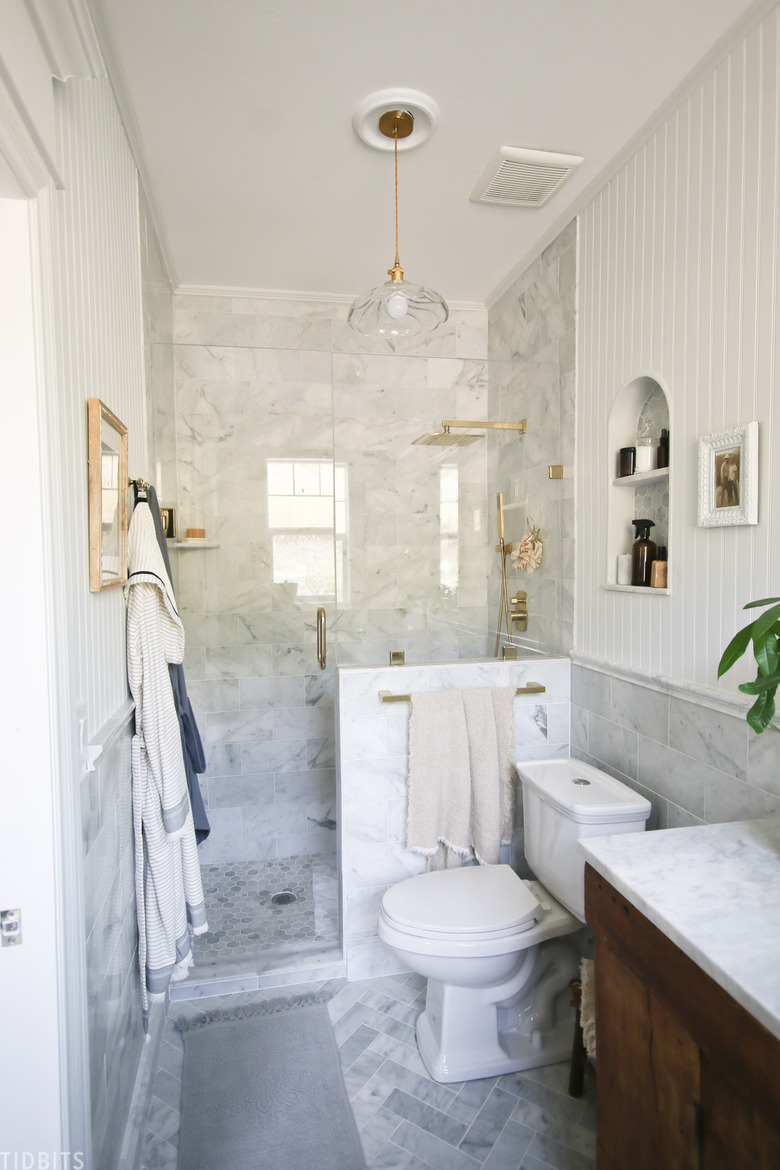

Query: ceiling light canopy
[348,96,448,344]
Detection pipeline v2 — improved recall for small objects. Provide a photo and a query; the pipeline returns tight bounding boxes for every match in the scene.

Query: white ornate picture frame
[697,421,758,527]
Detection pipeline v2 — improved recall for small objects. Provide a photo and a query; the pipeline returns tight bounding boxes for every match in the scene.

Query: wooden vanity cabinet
[585,864,780,1169]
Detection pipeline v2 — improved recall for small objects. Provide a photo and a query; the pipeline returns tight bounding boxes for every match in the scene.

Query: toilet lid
[382,865,539,936]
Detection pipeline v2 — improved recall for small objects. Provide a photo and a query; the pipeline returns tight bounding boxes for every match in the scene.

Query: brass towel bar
[379,683,546,703]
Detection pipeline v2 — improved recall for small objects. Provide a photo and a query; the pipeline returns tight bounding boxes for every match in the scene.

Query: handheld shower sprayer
[494,493,513,656]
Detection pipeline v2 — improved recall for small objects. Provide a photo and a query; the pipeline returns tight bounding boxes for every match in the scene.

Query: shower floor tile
[193,853,339,969]
[131,975,596,1170]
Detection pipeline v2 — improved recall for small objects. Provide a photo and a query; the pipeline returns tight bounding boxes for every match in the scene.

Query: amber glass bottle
[631,519,657,586]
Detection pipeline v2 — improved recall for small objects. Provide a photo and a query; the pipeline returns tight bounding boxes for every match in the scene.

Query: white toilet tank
[517,758,652,922]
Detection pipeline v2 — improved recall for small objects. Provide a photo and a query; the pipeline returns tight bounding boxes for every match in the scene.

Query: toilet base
[415,937,580,1083]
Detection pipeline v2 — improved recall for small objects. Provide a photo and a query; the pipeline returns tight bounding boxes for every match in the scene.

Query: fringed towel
[406,687,515,870]
[407,690,472,870]
[126,501,208,1023]
[463,687,515,864]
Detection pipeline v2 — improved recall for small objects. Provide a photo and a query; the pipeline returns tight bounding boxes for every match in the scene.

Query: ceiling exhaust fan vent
[471,146,583,207]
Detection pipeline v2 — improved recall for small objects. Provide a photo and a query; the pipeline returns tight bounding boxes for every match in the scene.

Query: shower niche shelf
[168,540,220,550]
[606,375,670,593]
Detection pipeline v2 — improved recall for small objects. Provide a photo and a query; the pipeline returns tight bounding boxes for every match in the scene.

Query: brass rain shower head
[411,419,526,447]
[412,426,483,447]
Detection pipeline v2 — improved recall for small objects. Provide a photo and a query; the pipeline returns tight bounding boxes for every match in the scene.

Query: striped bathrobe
[126,501,207,1016]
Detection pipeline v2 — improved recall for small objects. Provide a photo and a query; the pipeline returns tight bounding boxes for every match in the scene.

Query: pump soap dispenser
[631,519,657,586]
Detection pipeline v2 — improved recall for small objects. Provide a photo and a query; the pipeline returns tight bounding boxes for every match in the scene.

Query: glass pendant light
[348,109,448,342]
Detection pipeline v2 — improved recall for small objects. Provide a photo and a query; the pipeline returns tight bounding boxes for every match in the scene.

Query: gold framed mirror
[88,398,128,591]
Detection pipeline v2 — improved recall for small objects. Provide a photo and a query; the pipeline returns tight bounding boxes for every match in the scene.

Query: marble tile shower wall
[570,663,780,828]
[81,709,141,1170]
[487,221,576,656]
[338,658,571,980]
[170,294,492,863]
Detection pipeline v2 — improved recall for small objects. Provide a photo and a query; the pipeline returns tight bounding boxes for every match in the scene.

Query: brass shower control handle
[316,607,326,671]
[510,592,528,631]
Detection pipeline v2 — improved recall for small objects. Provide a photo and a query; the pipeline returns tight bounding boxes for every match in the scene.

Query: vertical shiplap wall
[576,7,780,691]
[50,76,146,734]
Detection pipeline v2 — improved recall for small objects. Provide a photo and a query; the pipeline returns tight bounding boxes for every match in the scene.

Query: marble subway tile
[346,886,388,939]
[704,772,780,823]
[587,713,638,779]
[238,676,304,709]
[668,696,748,781]
[241,739,308,774]
[207,775,274,809]
[747,726,780,799]
[274,768,336,803]
[307,736,335,768]
[571,665,611,718]
[186,679,240,714]
[611,677,669,743]
[205,742,241,776]
[341,714,389,760]
[276,827,337,857]
[204,644,274,679]
[184,614,239,648]
[341,799,388,844]
[273,705,334,741]
[205,709,274,743]
[345,843,426,888]
[636,737,707,820]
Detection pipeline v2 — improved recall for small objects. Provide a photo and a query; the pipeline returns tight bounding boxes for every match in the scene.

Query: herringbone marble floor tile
[135,974,596,1170]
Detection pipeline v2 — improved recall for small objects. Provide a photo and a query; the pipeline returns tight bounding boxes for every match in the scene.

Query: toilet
[377,758,651,1082]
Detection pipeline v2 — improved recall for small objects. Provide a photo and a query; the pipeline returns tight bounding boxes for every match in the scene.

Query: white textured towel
[464,687,515,865]
[407,690,472,869]
[406,687,515,870]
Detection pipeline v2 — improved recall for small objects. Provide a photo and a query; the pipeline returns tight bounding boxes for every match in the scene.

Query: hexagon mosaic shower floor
[193,853,338,967]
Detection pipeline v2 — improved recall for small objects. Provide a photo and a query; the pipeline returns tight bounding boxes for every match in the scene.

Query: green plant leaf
[751,603,780,642]
[738,671,780,695]
[744,597,780,609]
[746,690,775,735]
[717,623,754,677]
[753,629,780,676]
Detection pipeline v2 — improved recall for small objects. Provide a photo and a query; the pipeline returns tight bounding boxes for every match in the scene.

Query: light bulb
[387,291,409,320]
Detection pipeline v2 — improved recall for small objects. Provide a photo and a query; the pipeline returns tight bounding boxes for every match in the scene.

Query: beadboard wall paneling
[51,76,146,735]
[45,75,149,1170]
[576,7,780,690]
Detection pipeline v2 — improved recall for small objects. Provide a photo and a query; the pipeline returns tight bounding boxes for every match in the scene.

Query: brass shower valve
[510,591,528,631]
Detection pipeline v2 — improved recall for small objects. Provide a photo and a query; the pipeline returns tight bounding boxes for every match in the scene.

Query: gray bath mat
[175,993,366,1170]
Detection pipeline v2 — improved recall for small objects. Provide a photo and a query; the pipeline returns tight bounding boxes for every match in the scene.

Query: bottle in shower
[631,519,657,586]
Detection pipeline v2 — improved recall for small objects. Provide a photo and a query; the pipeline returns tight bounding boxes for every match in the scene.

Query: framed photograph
[697,421,758,527]
[88,398,129,590]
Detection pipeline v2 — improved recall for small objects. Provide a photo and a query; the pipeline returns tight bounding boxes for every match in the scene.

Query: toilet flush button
[532,1030,544,1049]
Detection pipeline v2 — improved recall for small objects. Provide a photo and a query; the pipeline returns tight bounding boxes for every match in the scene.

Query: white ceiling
[98,0,759,304]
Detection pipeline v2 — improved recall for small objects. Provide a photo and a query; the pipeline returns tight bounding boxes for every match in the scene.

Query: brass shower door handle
[316,606,326,671]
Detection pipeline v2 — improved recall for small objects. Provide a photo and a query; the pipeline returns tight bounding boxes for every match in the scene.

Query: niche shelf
[605,375,670,593]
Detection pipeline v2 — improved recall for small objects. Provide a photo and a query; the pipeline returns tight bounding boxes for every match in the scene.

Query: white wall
[576,4,780,692]
[0,198,64,1155]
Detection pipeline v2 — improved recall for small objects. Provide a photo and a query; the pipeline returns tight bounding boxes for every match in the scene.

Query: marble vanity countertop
[579,816,780,1042]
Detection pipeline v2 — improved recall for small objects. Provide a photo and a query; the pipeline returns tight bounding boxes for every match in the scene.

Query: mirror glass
[88,398,128,590]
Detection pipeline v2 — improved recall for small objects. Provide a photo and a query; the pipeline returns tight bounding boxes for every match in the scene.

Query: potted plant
[718,597,780,734]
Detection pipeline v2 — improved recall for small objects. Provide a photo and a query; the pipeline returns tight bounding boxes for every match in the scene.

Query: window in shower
[267,459,348,602]
[439,464,459,600]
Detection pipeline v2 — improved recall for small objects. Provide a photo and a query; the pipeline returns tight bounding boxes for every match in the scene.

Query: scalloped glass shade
[348,277,449,341]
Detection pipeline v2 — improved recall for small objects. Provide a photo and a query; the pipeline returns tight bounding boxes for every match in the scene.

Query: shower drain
[270,891,297,906]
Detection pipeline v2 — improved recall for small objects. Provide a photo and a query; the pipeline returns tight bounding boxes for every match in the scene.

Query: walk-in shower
[163,334,544,990]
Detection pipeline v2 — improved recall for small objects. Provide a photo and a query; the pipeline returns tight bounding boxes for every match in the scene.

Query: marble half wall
[337,657,571,979]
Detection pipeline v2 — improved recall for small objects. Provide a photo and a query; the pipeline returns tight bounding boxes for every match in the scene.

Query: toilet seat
[381,864,540,942]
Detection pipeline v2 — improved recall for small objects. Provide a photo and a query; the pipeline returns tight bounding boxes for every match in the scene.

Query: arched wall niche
[605,374,671,592]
